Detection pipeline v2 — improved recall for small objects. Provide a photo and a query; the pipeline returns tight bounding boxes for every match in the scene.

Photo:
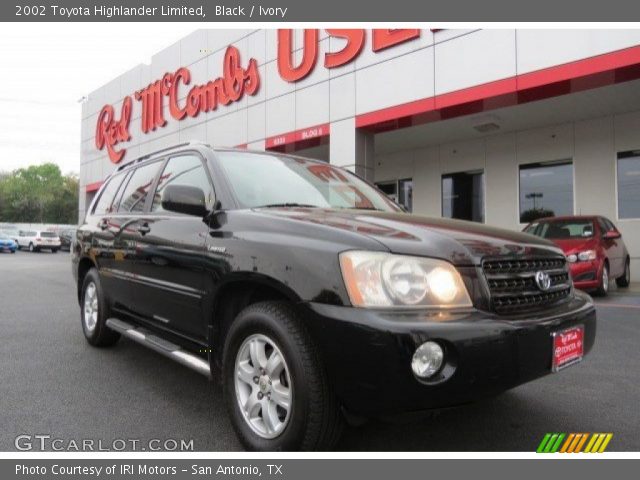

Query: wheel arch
[209,274,302,367]
[76,256,97,304]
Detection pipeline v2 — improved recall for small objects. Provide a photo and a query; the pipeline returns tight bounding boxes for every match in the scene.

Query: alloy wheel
[83,282,99,332]
[234,333,293,439]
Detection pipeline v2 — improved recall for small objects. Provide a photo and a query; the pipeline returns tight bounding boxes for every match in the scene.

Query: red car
[524,216,630,295]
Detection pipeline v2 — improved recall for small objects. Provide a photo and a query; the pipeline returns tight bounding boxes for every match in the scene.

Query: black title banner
[4,0,640,21]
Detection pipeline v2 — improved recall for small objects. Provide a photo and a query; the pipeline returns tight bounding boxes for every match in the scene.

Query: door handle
[98,218,109,231]
[137,223,151,235]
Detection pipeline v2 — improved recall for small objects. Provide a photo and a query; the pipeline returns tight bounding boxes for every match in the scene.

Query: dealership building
[81,28,640,280]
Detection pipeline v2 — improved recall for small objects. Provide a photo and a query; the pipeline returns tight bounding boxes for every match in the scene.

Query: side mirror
[161,185,208,217]
[603,230,621,240]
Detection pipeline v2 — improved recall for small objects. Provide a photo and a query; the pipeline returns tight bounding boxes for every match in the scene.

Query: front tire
[616,257,631,288]
[223,302,343,451]
[80,269,120,347]
[594,262,609,296]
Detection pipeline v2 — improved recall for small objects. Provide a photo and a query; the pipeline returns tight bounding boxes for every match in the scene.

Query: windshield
[216,152,401,212]
[526,220,595,239]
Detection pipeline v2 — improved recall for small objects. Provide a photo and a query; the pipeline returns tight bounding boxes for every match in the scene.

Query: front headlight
[577,250,597,262]
[339,251,473,308]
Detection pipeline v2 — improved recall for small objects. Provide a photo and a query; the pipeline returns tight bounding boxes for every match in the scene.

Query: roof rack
[115,140,211,171]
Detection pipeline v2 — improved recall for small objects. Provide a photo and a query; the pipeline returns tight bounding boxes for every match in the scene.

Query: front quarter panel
[205,210,389,306]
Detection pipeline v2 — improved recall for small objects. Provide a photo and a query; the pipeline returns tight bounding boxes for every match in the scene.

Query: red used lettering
[277,29,319,82]
[324,29,365,68]
[372,29,421,52]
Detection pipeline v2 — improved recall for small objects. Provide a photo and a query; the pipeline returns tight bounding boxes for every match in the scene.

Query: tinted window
[117,162,162,213]
[442,171,484,223]
[519,161,573,223]
[41,232,57,238]
[151,155,214,212]
[93,173,127,215]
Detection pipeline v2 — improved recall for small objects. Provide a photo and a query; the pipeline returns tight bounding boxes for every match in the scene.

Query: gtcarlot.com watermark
[15,434,194,452]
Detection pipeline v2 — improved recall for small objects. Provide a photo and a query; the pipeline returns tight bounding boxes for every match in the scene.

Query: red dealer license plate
[551,325,584,372]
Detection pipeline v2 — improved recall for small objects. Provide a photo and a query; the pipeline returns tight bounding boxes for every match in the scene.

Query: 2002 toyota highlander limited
[72,142,596,451]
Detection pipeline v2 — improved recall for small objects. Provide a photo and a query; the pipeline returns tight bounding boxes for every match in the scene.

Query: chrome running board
[105,318,212,379]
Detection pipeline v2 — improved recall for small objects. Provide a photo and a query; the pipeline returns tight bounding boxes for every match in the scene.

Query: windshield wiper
[256,203,321,208]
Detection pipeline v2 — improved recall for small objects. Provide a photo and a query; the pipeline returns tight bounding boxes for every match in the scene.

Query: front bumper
[569,260,602,290]
[303,291,596,416]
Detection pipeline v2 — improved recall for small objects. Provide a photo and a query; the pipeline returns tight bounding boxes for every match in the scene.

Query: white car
[17,230,61,253]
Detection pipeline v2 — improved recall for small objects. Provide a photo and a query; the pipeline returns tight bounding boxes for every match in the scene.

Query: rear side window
[151,155,214,212]
[93,173,127,215]
[117,161,162,213]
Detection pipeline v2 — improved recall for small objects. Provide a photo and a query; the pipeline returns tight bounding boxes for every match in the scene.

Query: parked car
[0,229,20,245]
[0,233,17,253]
[524,216,630,296]
[72,144,596,451]
[58,229,76,252]
[17,230,61,253]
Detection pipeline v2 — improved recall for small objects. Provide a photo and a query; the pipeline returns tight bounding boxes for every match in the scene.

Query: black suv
[72,142,596,451]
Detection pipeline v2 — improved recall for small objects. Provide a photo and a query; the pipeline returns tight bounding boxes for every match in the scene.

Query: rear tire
[80,269,120,347]
[616,257,631,288]
[52,249,58,254]
[594,262,609,297]
[223,301,343,451]
[28,243,34,252]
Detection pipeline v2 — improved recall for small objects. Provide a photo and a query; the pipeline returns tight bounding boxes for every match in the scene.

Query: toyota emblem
[535,271,552,291]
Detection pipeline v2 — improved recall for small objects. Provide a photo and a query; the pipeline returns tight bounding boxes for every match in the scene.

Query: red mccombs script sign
[95,46,258,163]
[95,29,420,163]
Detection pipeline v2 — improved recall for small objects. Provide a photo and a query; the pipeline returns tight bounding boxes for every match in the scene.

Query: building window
[519,161,573,223]
[617,151,640,219]
[376,179,413,212]
[442,170,484,223]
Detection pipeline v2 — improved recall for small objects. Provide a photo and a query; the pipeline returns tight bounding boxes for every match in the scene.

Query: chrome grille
[482,257,571,314]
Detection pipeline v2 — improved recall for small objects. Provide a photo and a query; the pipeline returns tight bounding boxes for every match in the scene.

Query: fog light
[411,341,444,378]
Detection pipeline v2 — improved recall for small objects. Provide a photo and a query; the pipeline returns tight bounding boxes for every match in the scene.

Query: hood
[255,208,563,266]
[549,237,597,254]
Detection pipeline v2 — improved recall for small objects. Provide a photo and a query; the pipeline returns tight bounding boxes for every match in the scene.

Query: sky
[0,23,204,175]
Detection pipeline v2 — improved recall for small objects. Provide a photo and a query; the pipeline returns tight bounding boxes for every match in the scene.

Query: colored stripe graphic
[585,434,613,453]
[537,433,565,453]
[538,433,613,453]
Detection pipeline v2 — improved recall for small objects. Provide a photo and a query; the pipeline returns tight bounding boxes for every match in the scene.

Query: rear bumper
[35,242,61,248]
[302,291,596,416]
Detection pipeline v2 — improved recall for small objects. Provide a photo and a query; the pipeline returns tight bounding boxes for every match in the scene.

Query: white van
[17,230,61,253]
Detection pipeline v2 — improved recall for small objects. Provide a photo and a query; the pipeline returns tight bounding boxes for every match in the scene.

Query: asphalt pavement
[1,250,638,451]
